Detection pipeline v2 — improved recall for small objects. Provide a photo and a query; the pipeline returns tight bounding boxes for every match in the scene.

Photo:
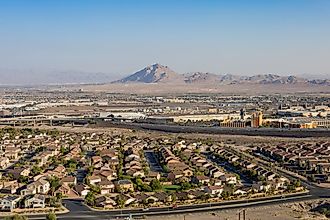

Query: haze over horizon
[1,0,330,84]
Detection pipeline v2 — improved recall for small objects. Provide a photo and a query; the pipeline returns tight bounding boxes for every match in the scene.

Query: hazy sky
[0,0,330,78]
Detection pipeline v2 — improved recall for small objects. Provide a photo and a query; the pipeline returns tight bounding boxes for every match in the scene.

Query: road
[99,121,330,138]
[227,145,330,198]
[144,150,163,173]
[21,193,317,220]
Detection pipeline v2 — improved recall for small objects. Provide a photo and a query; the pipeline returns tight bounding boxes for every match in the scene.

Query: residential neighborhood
[0,127,305,214]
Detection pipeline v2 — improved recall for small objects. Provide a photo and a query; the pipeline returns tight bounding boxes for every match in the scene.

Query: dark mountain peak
[115,63,182,83]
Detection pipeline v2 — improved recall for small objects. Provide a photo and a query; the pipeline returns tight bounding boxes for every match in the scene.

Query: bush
[46,212,57,220]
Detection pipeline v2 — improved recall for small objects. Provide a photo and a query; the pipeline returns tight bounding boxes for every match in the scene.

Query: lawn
[162,184,181,192]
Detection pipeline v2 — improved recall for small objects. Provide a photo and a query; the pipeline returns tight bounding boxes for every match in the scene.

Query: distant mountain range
[114,63,330,86]
[0,64,329,86]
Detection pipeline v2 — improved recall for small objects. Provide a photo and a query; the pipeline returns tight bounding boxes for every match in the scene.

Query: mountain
[238,74,305,85]
[308,79,330,86]
[113,64,329,87]
[115,63,183,83]
[183,72,220,83]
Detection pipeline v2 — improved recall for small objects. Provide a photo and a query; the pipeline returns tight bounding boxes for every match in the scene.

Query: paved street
[23,192,317,220]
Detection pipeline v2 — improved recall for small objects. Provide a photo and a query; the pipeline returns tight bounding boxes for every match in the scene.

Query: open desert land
[149,199,330,220]
[76,83,330,95]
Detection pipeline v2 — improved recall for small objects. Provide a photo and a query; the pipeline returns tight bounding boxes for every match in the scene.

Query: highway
[100,121,330,138]
[1,116,329,138]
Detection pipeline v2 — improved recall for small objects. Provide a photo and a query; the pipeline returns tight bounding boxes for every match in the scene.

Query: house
[135,193,159,204]
[272,177,289,189]
[98,180,115,195]
[0,157,10,169]
[100,170,117,181]
[0,180,21,194]
[126,154,140,162]
[24,194,46,208]
[175,192,189,201]
[0,195,21,211]
[220,174,237,185]
[55,184,72,196]
[126,169,145,178]
[191,175,211,185]
[265,172,276,181]
[88,175,102,185]
[209,168,225,178]
[187,190,206,199]
[233,188,248,196]
[252,182,272,192]
[115,179,134,192]
[148,172,161,180]
[8,167,30,179]
[154,192,171,203]
[5,149,19,160]
[21,178,50,196]
[74,184,90,196]
[243,162,257,170]
[92,156,103,165]
[213,179,222,186]
[61,176,77,186]
[204,186,224,195]
[120,194,136,206]
[167,170,183,181]
[318,163,330,174]
[95,195,117,208]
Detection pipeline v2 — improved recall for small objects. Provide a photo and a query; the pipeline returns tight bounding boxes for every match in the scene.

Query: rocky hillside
[115,63,183,83]
[115,63,329,86]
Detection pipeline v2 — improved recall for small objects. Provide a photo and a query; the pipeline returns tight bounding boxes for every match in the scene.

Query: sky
[0,0,330,81]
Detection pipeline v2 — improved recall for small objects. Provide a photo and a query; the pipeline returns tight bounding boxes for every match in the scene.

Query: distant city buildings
[251,111,263,128]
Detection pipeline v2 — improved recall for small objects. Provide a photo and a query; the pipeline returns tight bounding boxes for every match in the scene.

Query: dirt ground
[148,200,328,220]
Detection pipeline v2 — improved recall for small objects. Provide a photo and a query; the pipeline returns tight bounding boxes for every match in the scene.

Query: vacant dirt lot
[148,200,329,220]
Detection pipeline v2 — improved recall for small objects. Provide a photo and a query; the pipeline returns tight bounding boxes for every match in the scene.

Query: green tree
[150,179,162,191]
[18,175,29,184]
[64,159,78,173]
[49,196,61,208]
[31,165,42,176]
[48,176,61,196]
[46,212,57,220]
[221,191,231,199]
[90,184,101,194]
[116,194,125,208]
[85,192,96,206]
[294,180,301,187]
[180,182,191,190]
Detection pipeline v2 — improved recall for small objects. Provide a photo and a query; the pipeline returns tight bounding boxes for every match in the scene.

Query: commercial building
[251,111,263,128]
